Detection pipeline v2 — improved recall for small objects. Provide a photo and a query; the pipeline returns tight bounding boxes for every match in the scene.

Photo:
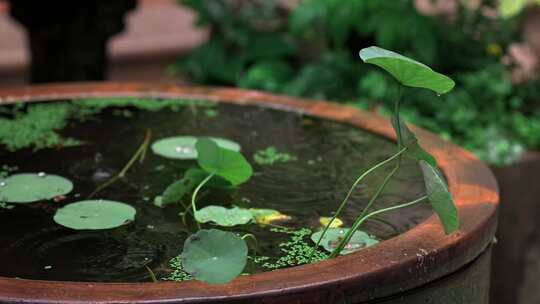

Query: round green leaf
[359,46,455,94]
[420,161,459,234]
[195,206,253,227]
[311,228,378,255]
[151,136,241,159]
[0,173,73,204]
[196,139,253,185]
[182,229,248,284]
[53,200,136,230]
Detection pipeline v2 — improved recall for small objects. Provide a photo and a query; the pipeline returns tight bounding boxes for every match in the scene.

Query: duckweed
[0,103,81,152]
[253,146,297,165]
[0,97,217,152]
[256,228,327,270]
[162,256,193,282]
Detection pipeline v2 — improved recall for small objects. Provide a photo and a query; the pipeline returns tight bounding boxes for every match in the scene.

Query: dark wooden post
[8,0,136,83]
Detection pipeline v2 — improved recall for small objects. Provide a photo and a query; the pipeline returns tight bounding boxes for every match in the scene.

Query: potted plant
[0,47,498,303]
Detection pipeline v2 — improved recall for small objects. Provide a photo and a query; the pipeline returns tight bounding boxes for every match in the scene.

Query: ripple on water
[0,101,432,282]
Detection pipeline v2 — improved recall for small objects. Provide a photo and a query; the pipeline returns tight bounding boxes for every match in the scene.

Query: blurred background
[0,0,539,303]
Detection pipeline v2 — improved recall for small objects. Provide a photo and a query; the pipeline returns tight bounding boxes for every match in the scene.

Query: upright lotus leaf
[151,136,241,159]
[159,168,205,207]
[359,46,455,94]
[184,168,233,189]
[157,168,233,208]
[391,115,437,167]
[53,200,136,230]
[159,179,194,207]
[195,206,253,226]
[249,208,291,224]
[311,228,378,255]
[182,229,248,284]
[419,161,459,234]
[196,139,253,185]
[0,173,73,203]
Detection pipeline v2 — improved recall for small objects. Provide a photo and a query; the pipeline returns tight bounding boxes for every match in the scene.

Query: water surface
[0,99,432,282]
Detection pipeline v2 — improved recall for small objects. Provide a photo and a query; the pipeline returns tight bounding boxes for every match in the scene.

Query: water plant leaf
[249,208,291,224]
[184,168,233,189]
[159,179,194,207]
[151,136,240,159]
[391,115,437,167]
[53,200,136,230]
[311,228,378,255]
[359,46,455,94]
[319,216,343,228]
[196,139,253,185]
[0,173,73,203]
[253,146,297,165]
[159,168,212,207]
[419,161,459,234]
[195,206,253,226]
[182,229,248,284]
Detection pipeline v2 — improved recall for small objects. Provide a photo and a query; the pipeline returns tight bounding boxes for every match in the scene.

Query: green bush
[171,0,540,166]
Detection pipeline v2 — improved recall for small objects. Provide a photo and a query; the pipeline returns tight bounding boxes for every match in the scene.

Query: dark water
[0,100,431,282]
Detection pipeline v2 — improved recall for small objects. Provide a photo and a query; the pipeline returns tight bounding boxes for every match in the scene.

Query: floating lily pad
[196,139,253,185]
[0,173,73,203]
[151,136,241,159]
[182,229,248,284]
[53,200,136,230]
[420,161,459,234]
[249,208,291,224]
[311,228,378,255]
[319,217,344,228]
[195,206,253,226]
[359,46,455,94]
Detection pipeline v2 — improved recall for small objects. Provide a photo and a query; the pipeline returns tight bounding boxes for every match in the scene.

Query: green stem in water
[355,157,401,224]
[88,130,151,198]
[191,173,215,229]
[352,84,406,236]
[330,195,428,258]
[329,85,409,258]
[315,147,408,247]
[144,265,158,283]
[241,233,259,251]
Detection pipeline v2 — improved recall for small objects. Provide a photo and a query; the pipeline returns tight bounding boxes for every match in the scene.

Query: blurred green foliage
[171,0,540,166]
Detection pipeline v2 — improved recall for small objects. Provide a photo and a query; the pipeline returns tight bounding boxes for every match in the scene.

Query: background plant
[173,0,540,166]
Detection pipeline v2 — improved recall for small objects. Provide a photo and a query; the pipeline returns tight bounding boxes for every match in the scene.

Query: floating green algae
[255,228,327,270]
[75,97,216,114]
[0,97,217,152]
[161,256,193,282]
[253,146,297,165]
[0,103,81,152]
